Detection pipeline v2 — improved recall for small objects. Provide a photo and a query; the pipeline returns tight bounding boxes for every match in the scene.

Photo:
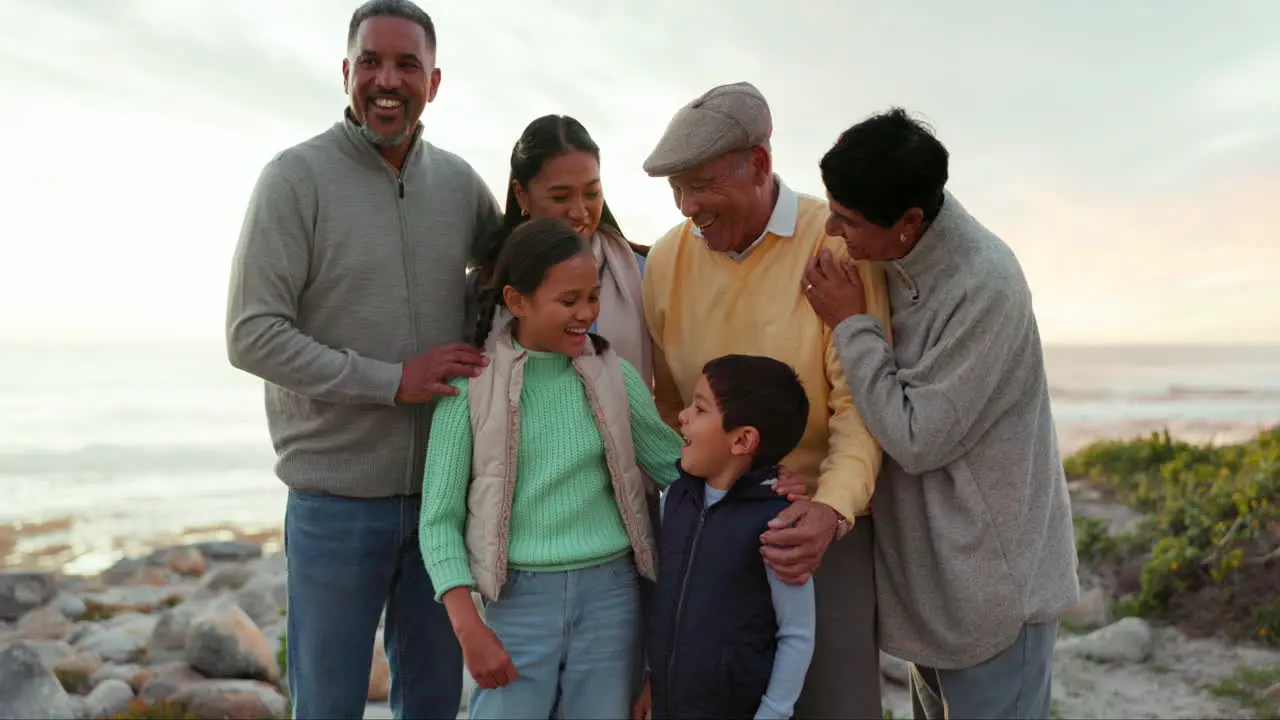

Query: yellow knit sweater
[642,190,891,521]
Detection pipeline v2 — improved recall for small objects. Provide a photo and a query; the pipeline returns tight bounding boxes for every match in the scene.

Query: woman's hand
[442,588,517,689]
[802,249,867,328]
[773,466,811,501]
[458,623,518,689]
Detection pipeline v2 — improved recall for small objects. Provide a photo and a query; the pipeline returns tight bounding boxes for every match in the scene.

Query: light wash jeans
[469,554,642,720]
[284,490,461,719]
[909,620,1058,720]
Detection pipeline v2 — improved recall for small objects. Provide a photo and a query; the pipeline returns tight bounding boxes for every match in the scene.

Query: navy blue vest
[647,465,791,719]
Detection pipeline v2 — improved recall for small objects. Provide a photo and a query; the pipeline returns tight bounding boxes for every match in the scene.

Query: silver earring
[899,233,908,244]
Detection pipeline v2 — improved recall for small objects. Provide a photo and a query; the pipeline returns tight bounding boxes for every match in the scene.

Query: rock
[155,546,207,577]
[137,660,206,701]
[16,606,71,640]
[185,605,279,683]
[236,576,286,628]
[50,592,87,620]
[88,662,143,689]
[1062,587,1112,631]
[0,641,77,719]
[1056,616,1153,664]
[879,651,910,686]
[20,638,74,669]
[84,678,135,718]
[82,584,188,612]
[67,695,91,720]
[369,631,390,702]
[172,678,287,718]
[52,651,103,693]
[74,624,149,664]
[252,552,287,577]
[124,565,173,587]
[100,557,153,585]
[196,564,257,596]
[0,571,58,621]
[147,602,204,664]
[194,541,264,563]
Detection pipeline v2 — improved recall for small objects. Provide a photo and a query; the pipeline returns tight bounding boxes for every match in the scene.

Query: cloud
[1,0,1277,344]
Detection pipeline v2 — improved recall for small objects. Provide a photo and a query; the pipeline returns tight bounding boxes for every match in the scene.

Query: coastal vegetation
[1067,426,1280,647]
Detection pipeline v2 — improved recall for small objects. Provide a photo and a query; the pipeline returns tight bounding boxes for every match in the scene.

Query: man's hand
[802,249,867,329]
[632,676,652,720]
[773,466,811,501]
[395,342,489,404]
[759,500,841,585]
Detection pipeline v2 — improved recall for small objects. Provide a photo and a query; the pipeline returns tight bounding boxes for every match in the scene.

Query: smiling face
[667,148,773,253]
[515,150,605,241]
[504,252,600,357]
[677,374,758,479]
[824,194,924,262]
[342,15,440,153]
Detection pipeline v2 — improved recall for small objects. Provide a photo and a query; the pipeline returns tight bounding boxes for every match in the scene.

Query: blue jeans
[284,490,461,719]
[909,621,1058,719]
[469,554,642,720]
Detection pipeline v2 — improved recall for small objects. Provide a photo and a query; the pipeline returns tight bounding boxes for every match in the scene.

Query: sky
[1,0,1278,346]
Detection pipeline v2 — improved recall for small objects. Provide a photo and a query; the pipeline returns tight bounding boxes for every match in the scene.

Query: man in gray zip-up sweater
[225,2,501,717]
[801,108,1079,719]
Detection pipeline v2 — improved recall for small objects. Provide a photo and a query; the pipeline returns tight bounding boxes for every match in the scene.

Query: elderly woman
[801,108,1079,720]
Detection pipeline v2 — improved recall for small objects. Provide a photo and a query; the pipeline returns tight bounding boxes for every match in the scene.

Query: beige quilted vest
[465,322,657,601]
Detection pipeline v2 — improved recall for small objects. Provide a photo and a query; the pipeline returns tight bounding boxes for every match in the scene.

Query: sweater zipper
[394,169,421,494]
[666,505,708,716]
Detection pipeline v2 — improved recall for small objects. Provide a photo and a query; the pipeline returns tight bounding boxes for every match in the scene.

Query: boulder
[1056,616,1153,663]
[88,662,144,690]
[0,641,77,719]
[49,592,87,620]
[185,605,279,682]
[171,679,287,719]
[83,678,135,718]
[136,660,206,701]
[52,651,103,693]
[194,541,263,563]
[0,571,58,621]
[16,606,71,640]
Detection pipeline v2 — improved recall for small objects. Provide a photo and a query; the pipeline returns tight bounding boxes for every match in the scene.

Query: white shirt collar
[691,175,799,262]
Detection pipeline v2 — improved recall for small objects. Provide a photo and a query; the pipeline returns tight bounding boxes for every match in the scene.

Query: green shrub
[1066,427,1280,645]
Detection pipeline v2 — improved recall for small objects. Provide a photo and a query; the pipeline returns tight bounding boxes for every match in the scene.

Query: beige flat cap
[642,81,773,177]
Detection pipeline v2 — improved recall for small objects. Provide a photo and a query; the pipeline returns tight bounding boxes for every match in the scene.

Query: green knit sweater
[419,346,683,601]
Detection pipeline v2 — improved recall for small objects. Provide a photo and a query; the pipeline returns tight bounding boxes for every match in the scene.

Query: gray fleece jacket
[226,113,501,498]
[833,192,1079,669]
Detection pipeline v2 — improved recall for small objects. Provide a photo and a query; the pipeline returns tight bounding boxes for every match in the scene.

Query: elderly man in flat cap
[640,81,891,719]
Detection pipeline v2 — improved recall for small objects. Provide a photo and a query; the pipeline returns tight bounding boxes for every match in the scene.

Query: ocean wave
[1049,384,1280,403]
[0,444,274,476]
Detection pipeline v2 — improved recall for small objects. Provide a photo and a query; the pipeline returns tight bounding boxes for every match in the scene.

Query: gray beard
[358,121,410,148]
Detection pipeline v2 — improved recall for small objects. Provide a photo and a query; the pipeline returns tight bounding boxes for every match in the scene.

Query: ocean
[2,341,1278,574]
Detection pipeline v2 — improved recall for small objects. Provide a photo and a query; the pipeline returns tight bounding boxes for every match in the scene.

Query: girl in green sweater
[419,217,796,719]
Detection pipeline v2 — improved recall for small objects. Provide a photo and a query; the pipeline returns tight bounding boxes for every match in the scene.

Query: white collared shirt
[691,175,800,262]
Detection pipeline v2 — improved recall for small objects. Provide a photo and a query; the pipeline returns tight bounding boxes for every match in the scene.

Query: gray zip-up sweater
[226,113,501,498]
[833,192,1078,670]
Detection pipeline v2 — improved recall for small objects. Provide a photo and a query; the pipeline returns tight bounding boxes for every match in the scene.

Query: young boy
[637,354,817,720]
